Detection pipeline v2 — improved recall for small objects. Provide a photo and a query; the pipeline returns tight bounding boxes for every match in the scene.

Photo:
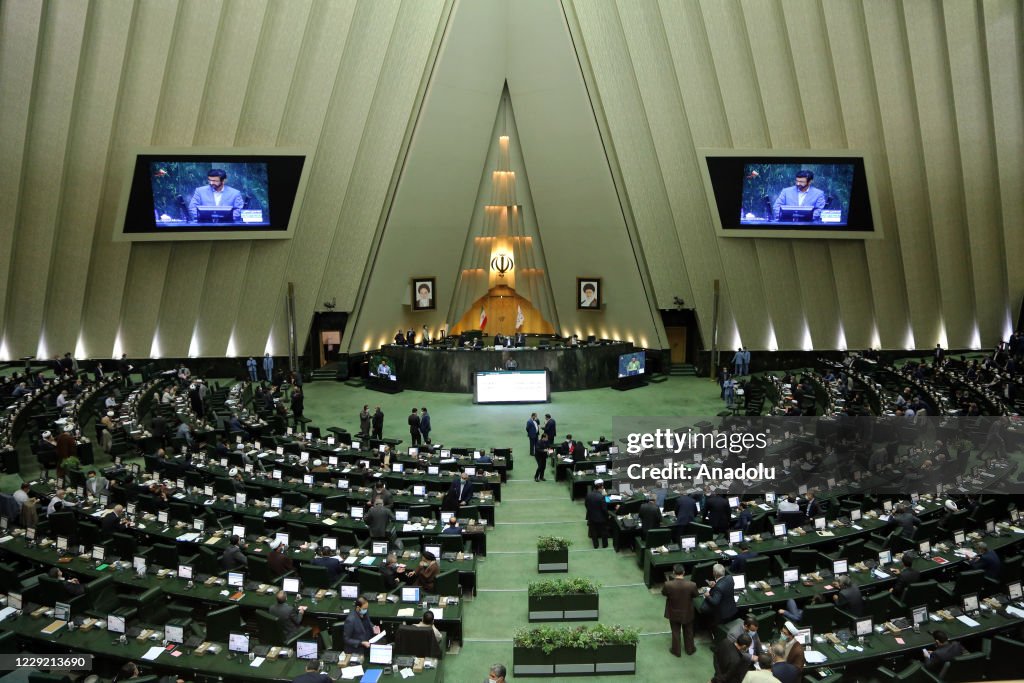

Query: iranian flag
[479,305,488,330]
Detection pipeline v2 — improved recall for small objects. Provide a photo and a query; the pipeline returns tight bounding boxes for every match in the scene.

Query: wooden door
[666,326,687,363]
[489,295,516,336]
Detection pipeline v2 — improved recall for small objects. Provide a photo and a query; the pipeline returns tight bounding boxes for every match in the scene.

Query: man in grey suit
[269,590,306,636]
[773,170,826,221]
[188,168,244,222]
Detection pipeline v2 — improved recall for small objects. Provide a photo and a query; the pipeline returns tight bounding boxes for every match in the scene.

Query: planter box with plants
[536,536,570,573]
[527,577,599,622]
[512,624,639,677]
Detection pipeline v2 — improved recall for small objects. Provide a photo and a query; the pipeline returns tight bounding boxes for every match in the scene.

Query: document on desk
[803,650,828,664]
[250,656,265,668]
[0,536,12,544]
[956,615,981,628]
[176,532,200,543]
[399,668,414,679]
[872,569,889,580]
[322,518,336,526]
[1007,606,1024,619]
[396,608,415,617]
[344,556,359,565]
[40,620,66,635]
[0,607,17,621]
[141,646,164,661]
[263,511,279,519]
[339,665,364,679]
[359,556,376,566]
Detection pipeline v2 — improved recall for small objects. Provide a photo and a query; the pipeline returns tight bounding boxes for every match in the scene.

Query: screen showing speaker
[617,351,646,378]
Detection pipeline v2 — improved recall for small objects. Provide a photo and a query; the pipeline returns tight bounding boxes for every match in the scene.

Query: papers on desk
[141,646,164,661]
[361,671,383,683]
[428,608,443,620]
[250,656,266,668]
[359,556,376,566]
[957,615,981,628]
[399,668,414,679]
[344,556,359,566]
[368,630,387,644]
[173,492,186,500]
[322,518,337,526]
[722,549,737,557]
[803,650,828,664]
[263,511,280,519]
[340,665,364,679]
[402,523,425,532]
[0,535,12,544]
[176,532,200,543]
[1010,526,1024,534]
[396,608,415,617]
[873,569,890,580]
[0,607,17,622]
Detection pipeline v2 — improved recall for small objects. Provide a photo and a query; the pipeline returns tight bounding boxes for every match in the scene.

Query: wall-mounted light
[490,253,514,277]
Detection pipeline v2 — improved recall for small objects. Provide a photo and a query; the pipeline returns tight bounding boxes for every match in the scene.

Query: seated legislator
[407,550,440,592]
[221,535,249,570]
[268,538,294,576]
[269,590,307,636]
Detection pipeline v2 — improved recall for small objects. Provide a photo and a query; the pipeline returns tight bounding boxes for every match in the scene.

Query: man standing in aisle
[371,406,384,440]
[543,414,556,443]
[408,408,422,447]
[662,564,698,657]
[359,405,371,437]
[420,407,432,444]
[585,480,609,549]
[527,413,542,481]
[246,357,258,382]
[263,353,274,382]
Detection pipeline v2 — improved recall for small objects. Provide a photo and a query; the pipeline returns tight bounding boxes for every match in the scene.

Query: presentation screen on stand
[618,351,646,378]
[474,370,550,404]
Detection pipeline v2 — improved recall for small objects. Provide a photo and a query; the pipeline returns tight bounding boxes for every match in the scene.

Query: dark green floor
[299,376,727,681]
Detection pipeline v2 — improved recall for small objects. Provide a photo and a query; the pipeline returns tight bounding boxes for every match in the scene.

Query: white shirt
[213,189,223,206]
[47,496,69,516]
[13,489,29,507]
[778,499,800,512]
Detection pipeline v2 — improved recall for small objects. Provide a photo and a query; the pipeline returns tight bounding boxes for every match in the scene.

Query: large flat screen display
[117,149,308,241]
[618,351,646,378]
[699,150,879,239]
[474,370,550,404]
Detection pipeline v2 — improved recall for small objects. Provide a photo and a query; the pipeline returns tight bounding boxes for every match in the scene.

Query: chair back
[900,580,943,610]
[864,591,894,623]
[434,569,460,596]
[840,538,867,563]
[255,609,286,645]
[248,555,273,583]
[939,651,987,682]
[439,535,465,553]
[789,548,820,573]
[394,625,443,658]
[743,556,770,582]
[356,568,390,593]
[645,528,671,547]
[1001,554,1022,583]
[952,569,986,595]
[205,604,241,642]
[299,563,333,589]
[149,543,178,569]
[690,561,717,586]
[800,603,836,633]
[689,521,714,542]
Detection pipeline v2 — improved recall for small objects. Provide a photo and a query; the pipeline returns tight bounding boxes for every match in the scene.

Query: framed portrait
[577,277,601,310]
[412,277,436,310]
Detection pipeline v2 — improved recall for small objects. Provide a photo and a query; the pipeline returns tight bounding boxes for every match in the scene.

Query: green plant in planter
[61,456,81,472]
[528,577,600,596]
[537,536,572,551]
[513,624,640,654]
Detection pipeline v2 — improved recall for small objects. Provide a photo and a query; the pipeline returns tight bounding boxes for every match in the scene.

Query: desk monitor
[178,565,193,580]
[912,605,928,625]
[92,546,105,561]
[401,587,421,603]
[369,643,393,665]
[408,448,418,457]
[954,530,966,545]
[235,493,247,505]
[608,446,620,455]
[1009,581,1023,601]
[8,592,21,611]
[193,519,205,532]
[392,464,404,473]
[227,572,244,588]
[963,593,979,613]
[328,456,338,466]
[337,480,349,489]
[274,532,289,547]
[229,632,250,654]
[464,467,476,477]
[1013,509,1021,522]
[783,568,799,585]
[425,545,441,561]
[986,519,996,533]
[340,583,359,600]
[360,460,371,469]
[378,445,387,453]
[729,530,743,545]
[107,614,125,633]
[474,451,482,459]
[833,559,848,576]
[156,511,169,524]
[303,474,314,486]
[273,470,282,480]
[878,550,892,566]
[413,486,426,497]
[372,541,388,555]
[395,510,409,522]
[850,509,862,521]
[309,502,322,515]
[918,541,931,554]
[322,537,337,550]
[299,452,309,464]
[732,574,746,592]
[796,628,811,646]
[350,506,364,520]
[296,640,318,660]
[56,536,68,551]
[165,624,184,644]
[883,500,893,512]
[439,450,450,458]
[133,556,147,573]
[127,503,137,516]
[765,493,776,504]
[595,464,607,474]
[427,466,439,476]
[681,536,697,551]
[774,523,787,537]
[351,441,361,450]
[282,577,300,594]
[54,602,70,621]
[232,525,246,540]
[814,517,826,530]
[728,496,740,509]
[855,618,873,637]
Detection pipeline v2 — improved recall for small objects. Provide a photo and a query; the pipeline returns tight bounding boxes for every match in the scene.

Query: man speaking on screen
[188,168,244,222]
[772,169,826,222]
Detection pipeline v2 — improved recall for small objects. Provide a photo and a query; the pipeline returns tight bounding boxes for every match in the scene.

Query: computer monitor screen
[340,584,359,599]
[232,525,246,540]
[963,594,979,612]
[328,456,338,466]
[7,592,21,611]
[595,464,607,474]
[774,523,787,537]
[733,574,746,591]
[912,606,928,625]
[814,517,826,530]
[408,447,418,456]
[402,587,421,603]
[54,602,70,621]
[1009,582,1023,600]
[372,542,388,555]
[178,565,193,580]
[369,643,393,665]
[765,492,776,504]
[194,519,205,531]
[57,536,68,551]
[796,628,811,646]
[833,559,848,576]
[229,632,250,654]
[303,475,314,485]
[465,467,476,477]
[107,614,125,633]
[271,497,283,509]
[783,568,799,585]
[918,541,930,554]
[273,470,282,480]
[282,577,300,594]
[878,550,892,566]
[165,624,184,644]
[617,351,646,378]
[986,519,996,533]
[851,509,862,521]
[337,480,349,489]
[351,441,361,450]
[296,640,318,660]
[954,530,966,545]
[855,618,873,637]
[228,572,244,588]
[729,530,743,545]
[395,510,409,522]
[728,496,740,508]
[92,546,105,561]
[368,354,397,381]
[322,537,337,550]
[392,464,404,473]
[275,532,289,547]
[133,556,147,573]
[350,506,364,519]
[235,493,246,505]
[681,536,696,551]
[427,466,439,476]
[309,502,322,515]
[425,545,440,559]
[413,486,426,496]
[883,500,893,512]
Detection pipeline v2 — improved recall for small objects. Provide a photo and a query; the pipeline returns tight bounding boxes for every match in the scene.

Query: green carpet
[298,376,725,681]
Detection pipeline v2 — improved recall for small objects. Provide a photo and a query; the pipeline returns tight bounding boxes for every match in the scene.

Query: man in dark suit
[674,494,698,542]
[221,535,248,570]
[527,413,543,481]
[661,564,697,656]
[804,490,822,520]
[729,543,758,574]
[726,616,763,661]
[585,480,610,549]
[731,502,752,532]
[290,659,332,683]
[704,492,732,534]
[638,494,663,540]
[833,575,864,616]
[448,473,474,507]
[342,597,378,654]
[364,498,395,540]
[101,504,128,533]
[371,406,384,440]
[890,505,922,537]
[712,632,751,683]
[408,408,422,447]
[702,564,738,627]
[971,541,1001,579]
[312,546,343,582]
[419,407,431,444]
[770,643,800,683]
[269,590,307,636]
[542,414,556,442]
[924,630,964,673]
[889,553,920,598]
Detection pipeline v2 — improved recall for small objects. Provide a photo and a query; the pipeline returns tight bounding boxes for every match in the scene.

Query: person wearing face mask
[342,596,380,654]
[778,622,804,672]
[484,664,506,683]
[407,550,440,592]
